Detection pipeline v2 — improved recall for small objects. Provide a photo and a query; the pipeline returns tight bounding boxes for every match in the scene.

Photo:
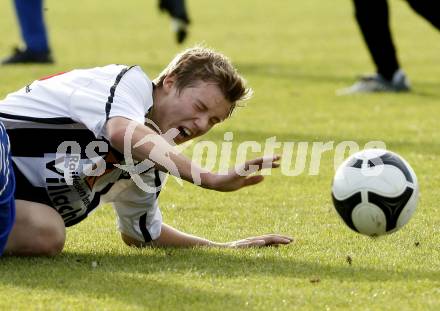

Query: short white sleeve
[69,65,153,138]
[102,171,164,242]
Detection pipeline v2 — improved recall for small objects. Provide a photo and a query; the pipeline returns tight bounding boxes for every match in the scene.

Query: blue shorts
[0,122,15,256]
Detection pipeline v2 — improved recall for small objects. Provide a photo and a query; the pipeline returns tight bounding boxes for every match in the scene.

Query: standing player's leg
[353,0,399,81]
[406,0,440,29]
[338,0,410,94]
[1,0,53,64]
[15,0,50,54]
[158,0,190,43]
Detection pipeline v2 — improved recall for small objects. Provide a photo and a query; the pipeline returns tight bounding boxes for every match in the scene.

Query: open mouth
[178,126,192,138]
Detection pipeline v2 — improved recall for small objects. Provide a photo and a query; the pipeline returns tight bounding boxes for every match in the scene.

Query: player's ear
[163,75,176,94]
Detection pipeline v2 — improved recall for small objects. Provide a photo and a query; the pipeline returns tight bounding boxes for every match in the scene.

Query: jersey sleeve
[69,65,153,139]
[103,172,164,242]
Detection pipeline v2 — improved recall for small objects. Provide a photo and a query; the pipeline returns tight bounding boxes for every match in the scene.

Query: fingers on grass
[262,238,291,246]
[259,235,294,246]
[270,234,294,242]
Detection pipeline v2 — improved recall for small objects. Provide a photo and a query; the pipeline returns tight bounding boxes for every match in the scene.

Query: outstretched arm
[107,117,280,192]
[121,223,293,248]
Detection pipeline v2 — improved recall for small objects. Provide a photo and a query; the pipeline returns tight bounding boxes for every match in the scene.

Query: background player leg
[338,0,410,94]
[2,0,53,64]
[354,0,399,81]
[406,0,440,29]
[158,0,190,43]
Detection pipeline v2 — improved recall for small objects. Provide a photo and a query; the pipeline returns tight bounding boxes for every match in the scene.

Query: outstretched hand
[205,155,281,192]
[221,234,293,248]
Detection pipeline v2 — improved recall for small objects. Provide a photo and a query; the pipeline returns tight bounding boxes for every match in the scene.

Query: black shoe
[1,47,54,65]
[172,18,189,44]
[158,0,190,44]
[176,28,187,44]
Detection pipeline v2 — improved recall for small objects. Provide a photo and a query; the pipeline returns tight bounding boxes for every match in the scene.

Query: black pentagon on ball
[347,158,363,169]
[332,187,414,233]
[331,192,361,233]
[350,152,413,183]
[368,187,414,231]
[379,152,413,182]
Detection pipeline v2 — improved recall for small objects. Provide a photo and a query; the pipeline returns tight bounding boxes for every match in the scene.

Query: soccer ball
[331,149,418,236]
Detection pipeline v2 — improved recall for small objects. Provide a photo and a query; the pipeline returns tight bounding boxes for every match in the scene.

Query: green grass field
[1,0,440,310]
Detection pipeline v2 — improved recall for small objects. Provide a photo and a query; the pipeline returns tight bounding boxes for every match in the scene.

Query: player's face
[153,78,232,144]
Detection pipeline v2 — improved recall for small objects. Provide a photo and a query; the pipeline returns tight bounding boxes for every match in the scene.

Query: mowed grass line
[1,0,440,310]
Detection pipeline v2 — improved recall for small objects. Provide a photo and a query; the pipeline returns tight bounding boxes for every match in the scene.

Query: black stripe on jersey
[6,128,123,159]
[105,66,136,120]
[7,128,99,157]
[0,112,75,124]
[137,170,162,243]
[139,213,153,242]
[154,169,162,198]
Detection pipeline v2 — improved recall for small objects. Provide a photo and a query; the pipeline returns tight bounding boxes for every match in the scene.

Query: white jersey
[0,64,163,242]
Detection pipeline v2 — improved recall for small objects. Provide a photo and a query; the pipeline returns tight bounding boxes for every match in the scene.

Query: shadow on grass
[1,248,438,281]
[0,248,438,307]
[0,251,247,308]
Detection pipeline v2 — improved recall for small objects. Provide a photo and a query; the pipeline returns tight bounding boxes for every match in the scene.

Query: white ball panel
[354,148,388,160]
[332,167,362,199]
[333,165,407,199]
[352,202,387,236]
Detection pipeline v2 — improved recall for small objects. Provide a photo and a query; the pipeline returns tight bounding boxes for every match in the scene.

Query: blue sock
[14,0,50,53]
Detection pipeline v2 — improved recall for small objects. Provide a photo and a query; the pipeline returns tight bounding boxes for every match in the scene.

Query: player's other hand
[220,234,293,248]
[204,155,281,192]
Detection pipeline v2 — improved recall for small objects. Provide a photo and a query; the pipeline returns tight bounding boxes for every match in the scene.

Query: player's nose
[195,116,210,133]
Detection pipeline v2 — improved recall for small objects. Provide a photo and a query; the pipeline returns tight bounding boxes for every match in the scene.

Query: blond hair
[154,46,252,113]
